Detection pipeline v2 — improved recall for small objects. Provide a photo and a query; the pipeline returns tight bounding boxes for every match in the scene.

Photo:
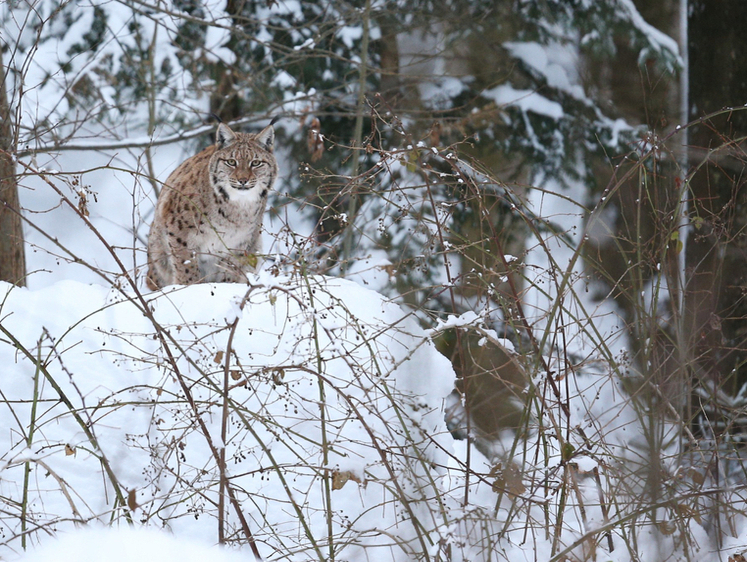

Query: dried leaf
[332,469,361,491]
[241,253,258,269]
[657,520,676,535]
[505,469,525,496]
[490,462,525,496]
[675,502,702,524]
[491,474,508,494]
[429,121,442,147]
[669,230,683,254]
[377,262,397,278]
[688,468,705,486]
[561,442,576,462]
[307,117,324,162]
[406,150,419,173]
[213,350,224,364]
[64,444,75,456]
[127,488,139,512]
[77,190,89,217]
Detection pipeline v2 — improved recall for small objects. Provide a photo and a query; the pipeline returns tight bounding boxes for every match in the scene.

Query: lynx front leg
[210,253,252,283]
[168,234,203,285]
[238,229,263,274]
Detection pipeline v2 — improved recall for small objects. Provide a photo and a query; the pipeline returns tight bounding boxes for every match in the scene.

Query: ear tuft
[255,124,275,152]
[216,123,237,148]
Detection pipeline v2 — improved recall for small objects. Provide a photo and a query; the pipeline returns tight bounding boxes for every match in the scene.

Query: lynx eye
[225,158,238,167]
[250,159,264,168]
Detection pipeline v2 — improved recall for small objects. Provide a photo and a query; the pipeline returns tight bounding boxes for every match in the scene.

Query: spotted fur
[146,122,278,289]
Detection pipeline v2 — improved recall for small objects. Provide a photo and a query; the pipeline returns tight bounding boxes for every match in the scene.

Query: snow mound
[0,272,456,561]
[18,526,246,562]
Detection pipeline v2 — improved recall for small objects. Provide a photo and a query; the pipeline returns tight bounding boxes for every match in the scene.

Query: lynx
[146,122,278,290]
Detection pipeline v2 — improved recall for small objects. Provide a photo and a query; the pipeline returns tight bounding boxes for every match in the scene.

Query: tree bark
[686,0,747,393]
[0,48,26,287]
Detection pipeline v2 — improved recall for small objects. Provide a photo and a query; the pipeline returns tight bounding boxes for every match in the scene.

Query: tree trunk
[0,48,26,287]
[686,0,747,394]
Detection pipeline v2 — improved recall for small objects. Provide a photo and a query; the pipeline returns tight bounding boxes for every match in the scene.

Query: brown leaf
[213,350,224,364]
[657,521,676,535]
[77,190,89,217]
[272,368,285,385]
[240,252,258,269]
[491,476,506,494]
[561,442,576,462]
[127,488,139,512]
[687,468,705,486]
[675,502,702,524]
[332,469,361,491]
[377,263,397,277]
[307,117,324,162]
[64,444,75,456]
[490,462,525,496]
[429,121,442,148]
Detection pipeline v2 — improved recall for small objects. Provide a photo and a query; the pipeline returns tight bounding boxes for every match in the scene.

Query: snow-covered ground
[0,272,456,561]
[18,526,248,562]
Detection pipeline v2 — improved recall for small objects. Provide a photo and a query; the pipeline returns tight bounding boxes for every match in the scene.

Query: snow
[0,272,456,560]
[483,84,564,121]
[523,173,628,360]
[430,310,482,332]
[204,25,237,65]
[616,0,683,68]
[337,25,363,48]
[504,41,587,101]
[343,250,396,293]
[19,526,247,562]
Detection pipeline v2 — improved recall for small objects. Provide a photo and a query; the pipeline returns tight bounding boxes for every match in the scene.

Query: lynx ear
[255,124,275,152]
[216,123,237,148]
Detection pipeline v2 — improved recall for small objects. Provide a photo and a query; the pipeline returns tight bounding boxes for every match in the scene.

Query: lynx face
[209,124,277,202]
[146,122,279,290]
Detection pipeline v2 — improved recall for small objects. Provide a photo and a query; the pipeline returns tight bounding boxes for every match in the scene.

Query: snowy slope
[0,272,456,561]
